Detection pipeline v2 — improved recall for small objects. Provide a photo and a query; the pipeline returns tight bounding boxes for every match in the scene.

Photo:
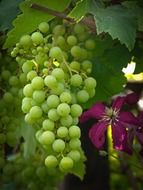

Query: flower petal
[89,121,108,149]
[112,96,126,110]
[80,103,106,123]
[125,92,140,105]
[119,111,141,126]
[112,121,133,154]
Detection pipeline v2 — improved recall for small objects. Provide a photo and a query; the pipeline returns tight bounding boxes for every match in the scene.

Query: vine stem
[30,3,96,32]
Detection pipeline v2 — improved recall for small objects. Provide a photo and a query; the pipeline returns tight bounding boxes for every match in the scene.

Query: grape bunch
[11,20,97,172]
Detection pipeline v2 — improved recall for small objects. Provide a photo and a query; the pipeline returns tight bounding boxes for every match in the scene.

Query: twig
[30,3,96,33]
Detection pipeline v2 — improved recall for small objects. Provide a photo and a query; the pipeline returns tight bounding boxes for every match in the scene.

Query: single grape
[70,104,82,117]
[77,90,89,103]
[38,22,49,33]
[3,92,13,103]
[84,77,97,89]
[57,126,68,138]
[52,139,65,152]
[50,82,64,95]
[42,119,55,131]
[22,99,32,113]
[60,92,72,104]
[23,84,33,97]
[53,25,65,36]
[47,94,60,108]
[68,150,81,162]
[70,61,80,71]
[19,35,32,47]
[41,101,49,113]
[71,46,81,58]
[60,115,73,127]
[25,113,34,124]
[9,76,19,86]
[69,138,81,149]
[49,46,63,61]
[48,108,59,121]
[29,106,42,119]
[69,125,81,138]
[33,90,45,103]
[59,157,73,171]
[57,103,70,117]
[74,24,85,34]
[39,131,55,145]
[70,74,82,87]
[27,70,37,81]
[45,155,58,168]
[31,32,44,45]
[31,76,44,90]
[44,75,58,88]
[51,68,65,81]
[67,35,77,46]
[1,70,11,80]
[22,61,33,73]
[85,39,95,50]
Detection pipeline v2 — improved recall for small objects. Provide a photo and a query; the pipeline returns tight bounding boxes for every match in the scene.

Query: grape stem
[30,3,96,33]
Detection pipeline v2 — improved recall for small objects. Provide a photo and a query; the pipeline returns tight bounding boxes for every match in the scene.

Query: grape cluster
[11,20,97,172]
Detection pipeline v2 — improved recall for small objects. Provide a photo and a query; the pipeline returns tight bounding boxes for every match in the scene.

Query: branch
[30,3,96,33]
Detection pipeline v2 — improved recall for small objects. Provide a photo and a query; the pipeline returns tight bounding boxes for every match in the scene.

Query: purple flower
[80,93,141,154]
[127,111,143,156]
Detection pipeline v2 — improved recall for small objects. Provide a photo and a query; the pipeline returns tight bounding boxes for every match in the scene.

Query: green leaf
[0,0,23,31]
[69,149,86,180]
[20,123,37,159]
[122,1,143,32]
[4,0,71,48]
[92,5,137,51]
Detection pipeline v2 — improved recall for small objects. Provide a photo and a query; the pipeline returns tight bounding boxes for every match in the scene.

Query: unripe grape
[44,75,57,88]
[67,35,77,46]
[85,39,95,50]
[49,46,63,61]
[70,61,80,71]
[68,150,81,162]
[51,68,65,81]
[57,103,70,117]
[52,139,65,152]
[84,77,97,89]
[22,61,33,73]
[31,76,44,90]
[3,92,13,103]
[42,119,55,131]
[57,126,68,138]
[70,74,82,87]
[77,90,89,103]
[60,92,72,104]
[50,82,64,95]
[30,106,42,119]
[23,84,33,97]
[45,155,58,168]
[69,125,81,138]
[71,46,81,58]
[48,109,59,121]
[39,131,55,145]
[69,138,81,149]
[33,90,45,103]
[60,115,73,126]
[47,94,60,108]
[9,76,19,86]
[1,70,11,80]
[70,104,82,117]
[74,24,84,34]
[19,35,32,47]
[53,25,65,36]
[59,157,73,170]
[38,22,49,33]
[31,32,44,45]
[27,70,37,81]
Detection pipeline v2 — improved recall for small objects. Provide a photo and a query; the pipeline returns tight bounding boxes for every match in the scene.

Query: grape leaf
[4,0,71,48]
[20,122,37,159]
[92,5,137,51]
[0,0,23,31]
[122,1,143,32]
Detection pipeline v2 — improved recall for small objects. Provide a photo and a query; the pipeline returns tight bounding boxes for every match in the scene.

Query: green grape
[23,84,33,97]
[45,155,58,168]
[84,77,97,89]
[81,60,92,73]
[77,90,89,103]
[22,99,32,113]
[9,76,19,86]
[74,24,85,34]
[47,94,60,108]
[41,101,49,113]
[52,139,65,152]
[29,106,42,119]
[57,126,68,138]
[39,131,55,145]
[33,90,45,103]
[57,103,70,117]
[85,39,95,50]
[36,166,47,179]
[22,61,33,73]
[42,119,55,131]
[19,35,32,47]
[27,70,37,81]
[69,138,81,149]
[31,76,44,90]
[70,104,82,117]
[48,109,59,121]
[25,113,34,124]
[19,73,27,84]
[56,36,67,49]
[49,46,63,61]
[71,46,81,58]
[31,32,44,45]
[69,125,81,138]
[44,75,58,88]
[68,150,81,162]
[60,92,72,104]
[38,22,49,33]
[59,157,73,171]
[67,35,77,46]
[51,68,65,81]
[3,92,13,103]
[50,82,64,95]
[70,74,82,87]
[60,115,73,126]
[53,25,65,36]
[70,61,80,71]
[1,70,11,80]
